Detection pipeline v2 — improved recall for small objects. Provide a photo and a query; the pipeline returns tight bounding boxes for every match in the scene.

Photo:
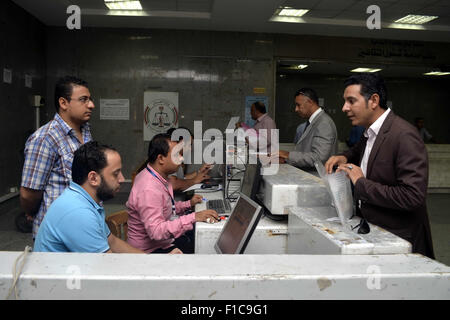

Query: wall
[45,28,275,179]
[0,0,46,195]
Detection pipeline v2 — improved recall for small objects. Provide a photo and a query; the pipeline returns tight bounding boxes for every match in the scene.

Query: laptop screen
[240,161,262,200]
[214,193,262,254]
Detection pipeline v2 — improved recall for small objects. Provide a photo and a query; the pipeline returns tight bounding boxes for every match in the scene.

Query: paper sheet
[183,184,203,192]
[314,161,354,229]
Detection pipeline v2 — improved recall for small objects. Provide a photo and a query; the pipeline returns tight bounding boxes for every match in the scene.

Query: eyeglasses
[69,96,94,104]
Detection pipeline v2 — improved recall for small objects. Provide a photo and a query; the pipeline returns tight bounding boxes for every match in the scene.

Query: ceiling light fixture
[351,68,381,73]
[104,0,143,11]
[297,64,308,70]
[277,8,309,17]
[395,15,438,24]
[424,71,450,76]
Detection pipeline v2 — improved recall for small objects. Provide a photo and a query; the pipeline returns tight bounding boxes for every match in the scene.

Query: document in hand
[314,161,354,230]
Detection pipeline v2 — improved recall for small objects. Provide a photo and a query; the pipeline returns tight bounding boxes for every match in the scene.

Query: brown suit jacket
[342,111,434,258]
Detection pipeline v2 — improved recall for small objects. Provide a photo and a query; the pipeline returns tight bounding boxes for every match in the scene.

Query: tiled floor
[0,192,449,266]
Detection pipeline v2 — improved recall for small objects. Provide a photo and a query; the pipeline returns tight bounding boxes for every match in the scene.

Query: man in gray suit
[278,88,338,171]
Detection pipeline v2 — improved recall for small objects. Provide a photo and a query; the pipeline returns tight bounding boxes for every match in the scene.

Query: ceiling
[276,59,450,78]
[10,0,450,43]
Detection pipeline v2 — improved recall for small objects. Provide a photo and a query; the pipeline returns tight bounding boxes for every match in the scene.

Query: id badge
[169,202,178,220]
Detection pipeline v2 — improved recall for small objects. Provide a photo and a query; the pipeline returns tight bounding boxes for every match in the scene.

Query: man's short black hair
[295,88,319,105]
[148,133,172,164]
[72,141,116,185]
[253,101,266,114]
[54,76,89,112]
[344,73,388,110]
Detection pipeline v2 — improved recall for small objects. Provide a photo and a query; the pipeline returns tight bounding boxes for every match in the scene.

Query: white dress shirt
[309,108,322,124]
[360,108,391,177]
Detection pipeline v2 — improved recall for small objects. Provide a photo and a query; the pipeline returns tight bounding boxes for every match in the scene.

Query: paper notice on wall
[100,99,130,120]
[3,69,12,84]
[318,98,324,107]
[25,74,32,88]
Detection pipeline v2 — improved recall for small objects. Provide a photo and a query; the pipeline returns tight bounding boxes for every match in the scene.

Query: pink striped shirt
[126,164,194,253]
[241,113,277,152]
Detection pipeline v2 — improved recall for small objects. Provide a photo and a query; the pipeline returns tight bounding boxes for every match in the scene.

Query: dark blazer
[342,111,434,259]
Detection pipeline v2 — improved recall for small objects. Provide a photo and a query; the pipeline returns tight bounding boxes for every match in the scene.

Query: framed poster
[143,92,179,141]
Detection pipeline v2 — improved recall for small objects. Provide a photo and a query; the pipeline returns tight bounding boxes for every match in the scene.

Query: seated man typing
[126,133,219,253]
[33,141,161,253]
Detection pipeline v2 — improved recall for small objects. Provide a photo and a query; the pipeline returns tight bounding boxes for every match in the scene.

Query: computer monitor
[240,161,262,200]
[214,193,262,254]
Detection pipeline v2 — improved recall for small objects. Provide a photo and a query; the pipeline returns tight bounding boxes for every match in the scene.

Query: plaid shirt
[21,113,92,238]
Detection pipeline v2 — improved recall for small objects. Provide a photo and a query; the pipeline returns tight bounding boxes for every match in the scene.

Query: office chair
[106,210,129,240]
[105,160,148,241]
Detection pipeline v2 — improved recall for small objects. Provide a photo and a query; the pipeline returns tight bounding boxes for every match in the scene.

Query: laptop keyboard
[206,199,231,214]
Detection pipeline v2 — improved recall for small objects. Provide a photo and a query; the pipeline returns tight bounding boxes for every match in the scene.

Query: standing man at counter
[325,73,434,258]
[277,88,338,170]
[237,101,277,153]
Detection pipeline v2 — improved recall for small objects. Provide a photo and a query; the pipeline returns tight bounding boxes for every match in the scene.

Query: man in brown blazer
[325,73,434,259]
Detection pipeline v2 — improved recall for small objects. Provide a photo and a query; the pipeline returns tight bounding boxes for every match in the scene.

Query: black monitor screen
[241,164,256,197]
[240,162,262,200]
[214,193,262,254]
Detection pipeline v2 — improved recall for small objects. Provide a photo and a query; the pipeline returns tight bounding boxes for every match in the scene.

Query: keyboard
[206,199,231,214]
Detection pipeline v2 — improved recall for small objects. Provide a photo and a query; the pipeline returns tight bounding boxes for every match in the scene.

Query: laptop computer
[206,162,232,214]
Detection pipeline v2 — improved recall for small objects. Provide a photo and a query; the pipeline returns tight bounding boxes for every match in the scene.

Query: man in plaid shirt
[20,76,94,239]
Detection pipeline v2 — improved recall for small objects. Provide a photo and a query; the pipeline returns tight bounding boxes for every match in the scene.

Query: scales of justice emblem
[144,98,178,134]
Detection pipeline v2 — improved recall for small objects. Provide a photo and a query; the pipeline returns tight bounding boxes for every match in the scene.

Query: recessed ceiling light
[297,64,308,70]
[424,71,450,76]
[395,15,438,24]
[351,68,382,73]
[105,0,143,11]
[278,8,309,17]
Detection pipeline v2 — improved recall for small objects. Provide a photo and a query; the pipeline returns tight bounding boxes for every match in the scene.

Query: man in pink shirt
[237,101,277,152]
[127,134,219,253]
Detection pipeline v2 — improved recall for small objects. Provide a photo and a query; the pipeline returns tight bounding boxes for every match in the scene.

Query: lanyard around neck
[146,166,176,216]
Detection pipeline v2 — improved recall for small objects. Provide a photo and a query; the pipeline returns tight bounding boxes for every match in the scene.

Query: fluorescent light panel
[351,68,381,73]
[424,71,450,76]
[395,15,438,24]
[278,8,309,17]
[105,0,142,10]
